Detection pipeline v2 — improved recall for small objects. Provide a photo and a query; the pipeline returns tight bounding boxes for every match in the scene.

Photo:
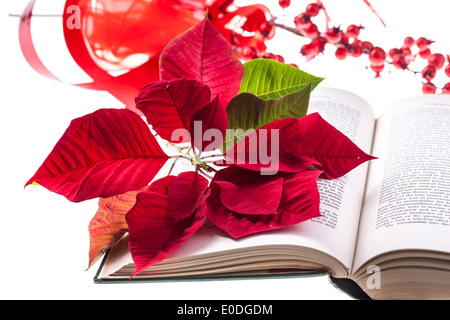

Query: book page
[353,95,450,271]
[168,87,375,271]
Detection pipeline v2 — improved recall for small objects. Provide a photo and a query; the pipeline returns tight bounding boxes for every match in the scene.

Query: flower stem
[197,169,214,180]
[167,159,178,176]
[169,155,192,161]
[200,154,223,161]
[167,154,192,176]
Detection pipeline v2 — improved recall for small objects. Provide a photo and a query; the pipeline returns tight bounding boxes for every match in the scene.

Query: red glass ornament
[19,0,206,112]
[78,0,205,72]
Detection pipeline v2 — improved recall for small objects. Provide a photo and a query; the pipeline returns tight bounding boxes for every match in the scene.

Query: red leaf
[25,109,168,202]
[168,171,210,222]
[159,17,245,108]
[212,166,284,215]
[277,171,322,221]
[226,113,375,179]
[87,188,145,269]
[190,95,228,152]
[126,176,208,278]
[206,166,322,238]
[136,79,211,143]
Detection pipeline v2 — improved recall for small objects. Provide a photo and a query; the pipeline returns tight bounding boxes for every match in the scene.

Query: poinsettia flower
[126,171,210,277]
[206,165,322,238]
[25,7,378,277]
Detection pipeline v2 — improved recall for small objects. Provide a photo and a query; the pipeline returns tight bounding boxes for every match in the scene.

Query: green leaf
[238,59,323,100]
[224,82,312,150]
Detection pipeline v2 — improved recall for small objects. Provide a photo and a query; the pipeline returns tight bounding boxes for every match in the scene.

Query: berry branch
[285,1,450,94]
[214,0,450,95]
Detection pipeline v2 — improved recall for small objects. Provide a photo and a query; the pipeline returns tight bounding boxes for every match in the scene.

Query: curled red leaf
[126,175,209,278]
[212,166,284,215]
[136,79,211,143]
[190,95,228,152]
[206,165,322,238]
[168,171,210,222]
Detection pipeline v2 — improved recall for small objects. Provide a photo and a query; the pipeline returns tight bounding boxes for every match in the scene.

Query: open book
[94,87,450,300]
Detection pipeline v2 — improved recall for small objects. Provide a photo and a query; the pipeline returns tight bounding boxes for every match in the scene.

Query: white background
[1,0,449,300]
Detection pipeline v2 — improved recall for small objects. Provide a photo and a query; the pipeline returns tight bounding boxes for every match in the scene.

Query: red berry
[445,64,450,77]
[300,43,317,61]
[310,36,327,53]
[300,37,325,61]
[346,25,361,39]
[325,27,343,44]
[361,41,373,54]
[393,55,408,70]
[443,83,450,95]
[259,21,274,38]
[419,48,431,59]
[369,47,386,66]
[300,43,312,55]
[274,54,285,63]
[389,48,402,59]
[242,46,258,60]
[306,3,322,17]
[279,0,291,9]
[401,46,412,57]
[422,82,436,94]
[262,52,276,60]
[335,47,347,60]
[370,64,384,78]
[403,36,414,48]
[303,23,319,38]
[416,37,432,49]
[428,53,445,70]
[294,13,312,30]
[349,44,363,58]
[422,65,436,81]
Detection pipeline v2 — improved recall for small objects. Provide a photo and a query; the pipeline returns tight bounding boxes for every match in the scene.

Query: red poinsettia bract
[206,166,322,238]
[25,109,169,202]
[126,172,210,277]
[224,114,376,179]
